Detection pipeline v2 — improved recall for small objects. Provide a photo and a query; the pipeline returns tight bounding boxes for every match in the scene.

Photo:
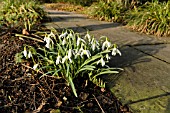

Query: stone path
[44,9,170,113]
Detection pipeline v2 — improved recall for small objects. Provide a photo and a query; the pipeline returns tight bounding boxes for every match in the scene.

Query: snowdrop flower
[44,37,53,49]
[67,32,73,39]
[59,31,67,39]
[28,51,32,58]
[56,55,62,65]
[62,38,67,45]
[77,37,86,46]
[81,50,91,58]
[68,49,73,62]
[97,57,105,67]
[23,47,27,57]
[91,38,99,51]
[85,33,91,42]
[112,48,121,56]
[62,56,68,64]
[106,54,110,60]
[33,64,38,70]
[102,39,111,50]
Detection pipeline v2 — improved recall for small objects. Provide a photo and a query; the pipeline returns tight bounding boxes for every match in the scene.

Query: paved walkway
[44,9,170,113]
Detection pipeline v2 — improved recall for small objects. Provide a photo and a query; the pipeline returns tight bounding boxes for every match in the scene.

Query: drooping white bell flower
[97,57,105,67]
[28,51,32,58]
[59,31,67,39]
[33,64,38,70]
[81,50,91,58]
[23,47,27,58]
[112,47,121,56]
[56,55,62,65]
[102,39,111,50]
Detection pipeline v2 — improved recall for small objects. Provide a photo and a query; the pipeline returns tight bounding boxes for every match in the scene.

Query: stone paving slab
[44,9,170,113]
[107,46,170,113]
[45,10,170,47]
[135,44,170,63]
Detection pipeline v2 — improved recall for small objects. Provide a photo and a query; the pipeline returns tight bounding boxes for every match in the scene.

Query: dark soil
[0,31,131,113]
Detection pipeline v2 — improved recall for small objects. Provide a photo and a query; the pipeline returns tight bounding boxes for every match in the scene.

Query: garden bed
[0,31,131,113]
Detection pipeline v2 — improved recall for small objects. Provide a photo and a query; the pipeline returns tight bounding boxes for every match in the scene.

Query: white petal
[28,51,32,58]
[91,43,95,51]
[59,31,67,38]
[85,33,91,42]
[97,60,100,65]
[112,48,117,56]
[106,54,110,60]
[62,56,68,64]
[23,49,27,58]
[56,56,61,65]
[62,38,67,45]
[77,37,80,46]
[45,41,50,48]
[85,50,91,58]
[101,58,105,67]
[68,57,72,63]
[116,49,121,56]
[102,41,106,50]
[68,49,72,58]
[33,64,38,70]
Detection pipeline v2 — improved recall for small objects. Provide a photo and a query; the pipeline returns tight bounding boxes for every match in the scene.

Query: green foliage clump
[87,1,127,22]
[0,0,46,32]
[126,1,170,36]
[16,29,122,97]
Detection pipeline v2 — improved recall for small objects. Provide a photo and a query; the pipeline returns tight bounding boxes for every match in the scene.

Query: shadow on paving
[102,38,170,111]
[48,11,71,15]
[55,21,121,33]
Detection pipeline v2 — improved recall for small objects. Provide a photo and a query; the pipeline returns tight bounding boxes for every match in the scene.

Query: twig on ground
[92,94,105,113]
[33,99,46,113]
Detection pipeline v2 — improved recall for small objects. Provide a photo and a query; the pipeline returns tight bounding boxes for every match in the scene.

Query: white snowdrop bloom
[33,64,38,70]
[112,48,121,56]
[106,54,111,60]
[77,37,86,46]
[85,33,91,42]
[23,47,27,58]
[81,50,91,58]
[67,32,73,39]
[91,39,99,51]
[91,42,96,51]
[68,49,72,58]
[102,39,111,50]
[97,57,105,67]
[59,31,67,39]
[62,56,68,64]
[44,37,53,49]
[28,51,32,58]
[56,55,62,65]
[62,38,67,45]
[44,35,48,42]
[116,49,121,56]
[45,38,51,48]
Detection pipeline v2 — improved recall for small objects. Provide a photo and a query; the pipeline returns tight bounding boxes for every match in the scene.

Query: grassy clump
[87,1,127,22]
[16,29,122,97]
[0,0,46,32]
[126,1,170,37]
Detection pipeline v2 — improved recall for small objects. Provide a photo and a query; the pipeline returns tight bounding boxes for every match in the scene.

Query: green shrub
[126,1,170,36]
[16,29,122,97]
[0,0,46,32]
[87,1,127,22]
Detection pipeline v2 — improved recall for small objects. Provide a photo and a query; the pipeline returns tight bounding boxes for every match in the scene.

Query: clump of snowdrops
[17,29,122,97]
